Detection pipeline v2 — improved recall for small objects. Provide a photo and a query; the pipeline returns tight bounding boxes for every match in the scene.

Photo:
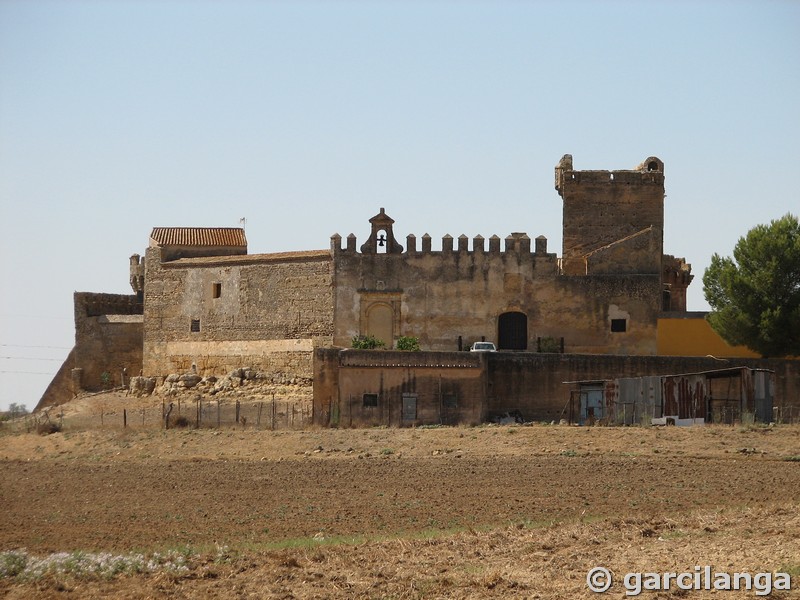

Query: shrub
[100,371,112,389]
[36,422,61,436]
[351,335,386,350]
[171,416,191,428]
[538,336,561,353]
[396,336,420,351]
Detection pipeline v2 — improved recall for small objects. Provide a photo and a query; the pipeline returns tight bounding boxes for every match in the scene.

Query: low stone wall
[314,349,799,426]
[314,349,487,427]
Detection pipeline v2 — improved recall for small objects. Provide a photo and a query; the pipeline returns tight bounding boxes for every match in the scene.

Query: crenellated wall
[331,228,662,355]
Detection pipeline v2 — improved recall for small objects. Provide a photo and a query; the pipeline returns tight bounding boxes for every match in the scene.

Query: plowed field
[1,421,799,598]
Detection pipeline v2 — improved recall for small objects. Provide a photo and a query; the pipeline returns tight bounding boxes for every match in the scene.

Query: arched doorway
[366,303,394,347]
[498,311,528,350]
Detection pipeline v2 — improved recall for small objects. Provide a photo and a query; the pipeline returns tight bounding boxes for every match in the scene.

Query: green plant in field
[351,335,386,350]
[396,336,421,351]
[100,371,112,388]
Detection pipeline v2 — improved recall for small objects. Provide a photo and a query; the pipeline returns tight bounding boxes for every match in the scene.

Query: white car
[470,341,497,352]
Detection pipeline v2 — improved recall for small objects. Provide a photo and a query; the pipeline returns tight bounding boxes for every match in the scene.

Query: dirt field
[1,404,799,598]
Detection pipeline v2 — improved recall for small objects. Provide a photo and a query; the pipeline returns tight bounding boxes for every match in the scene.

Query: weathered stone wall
[555,155,665,276]
[38,293,144,409]
[148,340,315,380]
[142,248,334,377]
[313,349,487,427]
[332,237,662,355]
[73,292,144,392]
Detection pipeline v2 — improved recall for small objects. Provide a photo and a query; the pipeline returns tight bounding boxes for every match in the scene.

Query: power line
[0,314,71,321]
[0,344,71,350]
[1,356,63,361]
[0,370,54,376]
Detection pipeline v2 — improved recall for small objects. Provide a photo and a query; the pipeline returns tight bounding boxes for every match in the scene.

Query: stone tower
[555,154,664,276]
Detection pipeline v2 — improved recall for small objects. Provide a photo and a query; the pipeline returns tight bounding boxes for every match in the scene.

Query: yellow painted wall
[657,315,761,358]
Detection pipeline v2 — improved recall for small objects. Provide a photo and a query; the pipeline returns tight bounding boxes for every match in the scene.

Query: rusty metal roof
[149,227,247,247]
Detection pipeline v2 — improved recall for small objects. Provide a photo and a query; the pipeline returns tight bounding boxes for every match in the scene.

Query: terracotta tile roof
[149,227,247,247]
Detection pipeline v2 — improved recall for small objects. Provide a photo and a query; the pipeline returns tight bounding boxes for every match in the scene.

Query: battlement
[331,230,553,257]
[555,154,664,197]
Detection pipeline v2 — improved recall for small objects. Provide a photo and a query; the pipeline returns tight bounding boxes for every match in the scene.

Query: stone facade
[330,155,686,355]
[556,155,665,275]
[332,231,663,354]
[73,292,143,391]
[141,246,333,378]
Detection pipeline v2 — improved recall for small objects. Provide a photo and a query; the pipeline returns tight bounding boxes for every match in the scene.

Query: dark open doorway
[498,311,528,350]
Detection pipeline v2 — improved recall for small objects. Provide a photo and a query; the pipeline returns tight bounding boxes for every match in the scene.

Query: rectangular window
[363,393,378,408]
[610,319,627,333]
[212,283,222,299]
[190,319,201,332]
[442,393,458,409]
[662,289,671,311]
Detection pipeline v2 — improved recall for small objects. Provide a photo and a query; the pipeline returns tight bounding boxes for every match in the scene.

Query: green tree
[702,213,800,357]
[2,403,28,421]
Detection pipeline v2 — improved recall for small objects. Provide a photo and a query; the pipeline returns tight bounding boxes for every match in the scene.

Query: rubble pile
[128,368,312,398]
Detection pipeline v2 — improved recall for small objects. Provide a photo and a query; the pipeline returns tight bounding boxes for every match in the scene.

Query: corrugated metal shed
[149,227,247,248]
[564,367,774,426]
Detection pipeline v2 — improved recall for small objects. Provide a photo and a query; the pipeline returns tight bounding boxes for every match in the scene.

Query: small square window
[610,319,627,333]
[212,283,222,298]
[190,319,201,332]
[363,393,378,408]
[443,393,458,409]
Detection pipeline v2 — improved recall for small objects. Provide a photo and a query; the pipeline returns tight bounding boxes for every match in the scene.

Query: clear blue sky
[1,0,798,411]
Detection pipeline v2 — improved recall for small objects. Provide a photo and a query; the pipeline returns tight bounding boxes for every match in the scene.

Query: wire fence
[3,397,312,434]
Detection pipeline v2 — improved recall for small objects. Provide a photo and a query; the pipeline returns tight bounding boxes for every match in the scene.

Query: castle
[42,154,794,423]
[131,153,691,378]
